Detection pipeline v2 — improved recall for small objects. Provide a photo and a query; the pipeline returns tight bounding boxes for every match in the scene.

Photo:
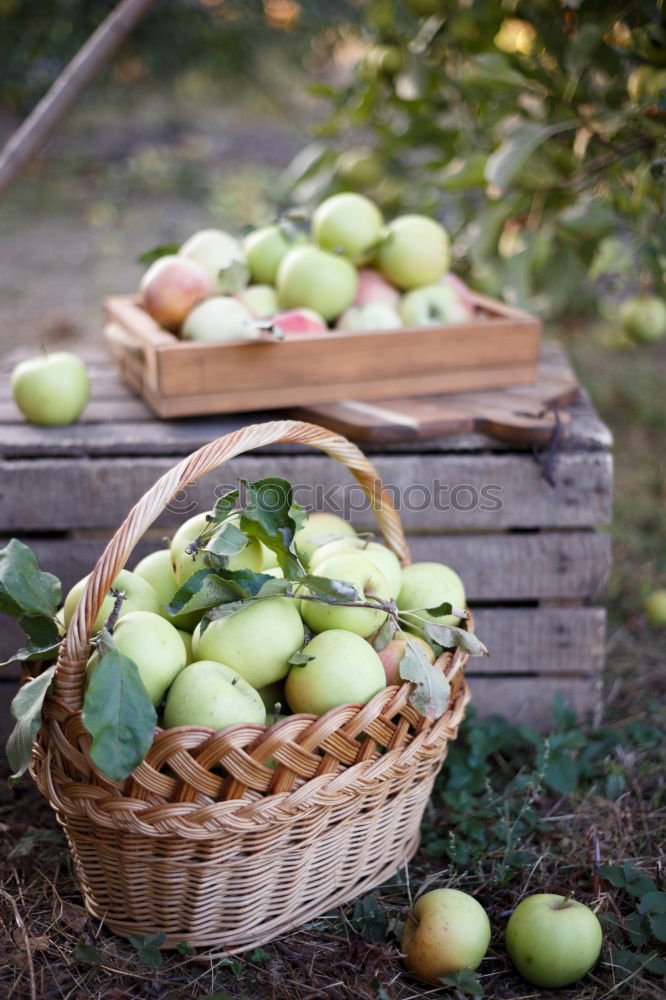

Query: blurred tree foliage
[287,0,666,318]
[0,0,359,114]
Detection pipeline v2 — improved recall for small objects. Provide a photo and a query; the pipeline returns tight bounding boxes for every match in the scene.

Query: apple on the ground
[12,352,90,427]
[170,511,263,586]
[236,284,279,319]
[401,888,491,984]
[179,229,246,292]
[270,308,328,337]
[398,562,466,629]
[133,549,200,631]
[243,225,298,285]
[139,255,212,330]
[309,537,402,597]
[181,296,256,342]
[294,512,357,564]
[400,282,473,327]
[196,596,305,688]
[645,589,666,626]
[312,192,384,266]
[163,660,266,730]
[285,629,386,715]
[336,303,402,332]
[87,610,186,706]
[276,246,358,322]
[505,893,603,988]
[300,552,391,637]
[377,215,450,290]
[63,568,161,631]
[353,268,401,309]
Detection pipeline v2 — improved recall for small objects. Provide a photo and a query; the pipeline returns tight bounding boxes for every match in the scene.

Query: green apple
[260,541,279,569]
[398,562,466,629]
[63,568,161,631]
[170,512,263,586]
[243,224,297,285]
[196,596,305,688]
[300,552,391,637]
[377,215,450,290]
[87,610,186,706]
[619,295,666,343]
[12,352,90,427]
[336,149,383,188]
[177,628,195,664]
[309,537,402,596]
[285,629,386,715]
[377,633,435,685]
[354,268,401,308]
[181,296,256,342]
[399,283,473,326]
[401,888,491,984]
[179,228,246,292]
[276,246,358,322]
[336,303,402,332]
[645,589,666,626]
[133,549,200,630]
[313,192,384,266]
[163,659,266,730]
[294,511,357,564]
[139,254,212,330]
[506,893,603,988]
[237,284,279,319]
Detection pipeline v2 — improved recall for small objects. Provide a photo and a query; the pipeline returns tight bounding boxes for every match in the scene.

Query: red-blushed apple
[276,246,358,322]
[619,295,666,342]
[312,192,384,266]
[401,888,491,984]
[399,282,473,327]
[441,272,476,312]
[163,660,266,730]
[398,562,466,628]
[139,255,212,331]
[300,552,391,637]
[243,225,297,285]
[179,229,246,292]
[236,284,279,319]
[377,633,435,685]
[270,308,328,337]
[294,512,357,564]
[181,296,256,342]
[377,215,450,289]
[353,268,401,309]
[285,629,386,715]
[11,352,90,427]
[336,303,402,332]
[645,589,666,626]
[506,893,603,988]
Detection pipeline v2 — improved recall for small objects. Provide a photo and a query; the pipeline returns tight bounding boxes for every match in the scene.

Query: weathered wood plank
[465,677,601,730]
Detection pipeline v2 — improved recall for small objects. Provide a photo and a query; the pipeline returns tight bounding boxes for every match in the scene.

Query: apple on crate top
[300,552,392,637]
[353,268,401,309]
[285,629,386,716]
[11,352,90,427]
[139,255,212,331]
[163,660,266,730]
[309,537,402,597]
[195,596,305,689]
[236,284,279,320]
[133,548,200,631]
[505,893,603,989]
[270,308,328,337]
[312,192,384,266]
[181,296,256,343]
[398,562,466,629]
[86,610,187,706]
[401,888,491,985]
[336,303,402,332]
[179,228,247,293]
[243,224,301,286]
[294,511,357,564]
[400,281,474,327]
[63,568,161,631]
[276,245,358,323]
[377,214,451,290]
[170,511,263,587]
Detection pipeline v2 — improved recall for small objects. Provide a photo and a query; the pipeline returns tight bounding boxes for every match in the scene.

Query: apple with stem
[139,255,212,330]
[277,246,358,322]
[133,549,200,631]
[401,888,491,985]
[163,660,266,730]
[179,229,246,292]
[505,893,603,988]
[300,552,391,637]
[181,296,256,342]
[398,562,466,629]
[12,352,90,427]
[312,192,384,266]
[170,511,263,586]
[377,215,450,290]
[63,569,161,631]
[285,629,386,715]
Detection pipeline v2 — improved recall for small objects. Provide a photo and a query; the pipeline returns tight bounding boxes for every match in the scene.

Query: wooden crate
[104,292,541,417]
[0,343,611,744]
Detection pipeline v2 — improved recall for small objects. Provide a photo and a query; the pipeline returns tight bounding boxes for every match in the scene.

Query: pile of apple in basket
[139,193,476,340]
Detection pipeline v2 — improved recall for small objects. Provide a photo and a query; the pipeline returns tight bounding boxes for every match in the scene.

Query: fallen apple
[399,282,473,327]
[398,562,466,629]
[163,659,266,730]
[270,308,328,337]
[353,268,401,309]
[377,214,450,290]
[645,589,666,626]
[181,295,256,342]
[505,893,603,988]
[170,511,263,586]
[237,284,279,319]
[63,569,161,631]
[401,888,491,984]
[336,303,402,332]
[313,192,384,266]
[294,512,357,564]
[179,228,246,292]
[243,224,298,285]
[285,628,386,715]
[300,552,391,637]
[276,245,358,322]
[139,255,212,330]
[133,548,200,631]
[12,352,90,427]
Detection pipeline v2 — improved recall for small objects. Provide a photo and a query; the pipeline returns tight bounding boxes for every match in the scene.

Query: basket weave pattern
[31,420,470,950]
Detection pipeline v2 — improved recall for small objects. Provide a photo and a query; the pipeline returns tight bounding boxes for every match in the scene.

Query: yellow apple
[398,562,466,629]
[133,548,200,631]
[170,511,263,586]
[294,511,357,564]
[163,660,266,730]
[309,537,402,596]
[401,888,491,984]
[301,552,391,637]
[285,629,386,715]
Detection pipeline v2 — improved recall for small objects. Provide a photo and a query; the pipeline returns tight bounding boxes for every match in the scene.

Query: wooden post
[0,0,157,198]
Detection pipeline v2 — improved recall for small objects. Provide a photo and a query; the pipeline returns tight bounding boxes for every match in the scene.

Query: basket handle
[55,419,410,710]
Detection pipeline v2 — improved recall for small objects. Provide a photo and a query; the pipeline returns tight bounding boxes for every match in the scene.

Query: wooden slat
[466,677,601,730]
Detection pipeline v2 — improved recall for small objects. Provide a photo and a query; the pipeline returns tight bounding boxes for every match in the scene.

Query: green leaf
[0,614,62,670]
[203,599,258,628]
[623,865,658,898]
[372,617,396,652]
[239,477,302,579]
[544,752,579,794]
[485,120,576,192]
[287,650,315,667]
[599,864,627,888]
[648,913,666,943]
[588,236,633,281]
[300,574,361,604]
[438,153,488,191]
[421,621,489,657]
[210,489,240,523]
[6,665,56,779]
[440,967,484,996]
[166,569,251,615]
[128,931,165,968]
[72,943,104,965]
[137,243,179,266]
[206,522,249,562]
[216,258,250,295]
[0,539,61,618]
[399,641,451,719]
[637,892,666,915]
[82,648,156,782]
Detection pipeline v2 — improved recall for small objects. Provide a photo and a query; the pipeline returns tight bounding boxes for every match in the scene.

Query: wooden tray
[104,292,541,418]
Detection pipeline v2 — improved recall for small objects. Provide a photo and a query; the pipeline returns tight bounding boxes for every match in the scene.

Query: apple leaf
[5,664,57,780]
[166,569,248,615]
[216,258,250,295]
[208,489,240,525]
[290,500,308,531]
[82,644,156,783]
[300,574,361,604]
[371,617,396,652]
[399,642,451,720]
[485,120,576,192]
[137,243,179,266]
[200,599,258,635]
[239,477,302,579]
[0,538,61,619]
[257,576,294,597]
[422,621,489,657]
[205,521,249,566]
[287,650,315,667]
[423,600,468,620]
[0,614,63,670]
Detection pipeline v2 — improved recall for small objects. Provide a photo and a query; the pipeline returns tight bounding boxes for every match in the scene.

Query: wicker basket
[30,420,471,951]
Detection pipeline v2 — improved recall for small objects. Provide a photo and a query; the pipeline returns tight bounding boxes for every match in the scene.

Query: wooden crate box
[0,344,611,742]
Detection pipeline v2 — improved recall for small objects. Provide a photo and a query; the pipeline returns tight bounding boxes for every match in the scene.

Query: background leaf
[0,539,61,618]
